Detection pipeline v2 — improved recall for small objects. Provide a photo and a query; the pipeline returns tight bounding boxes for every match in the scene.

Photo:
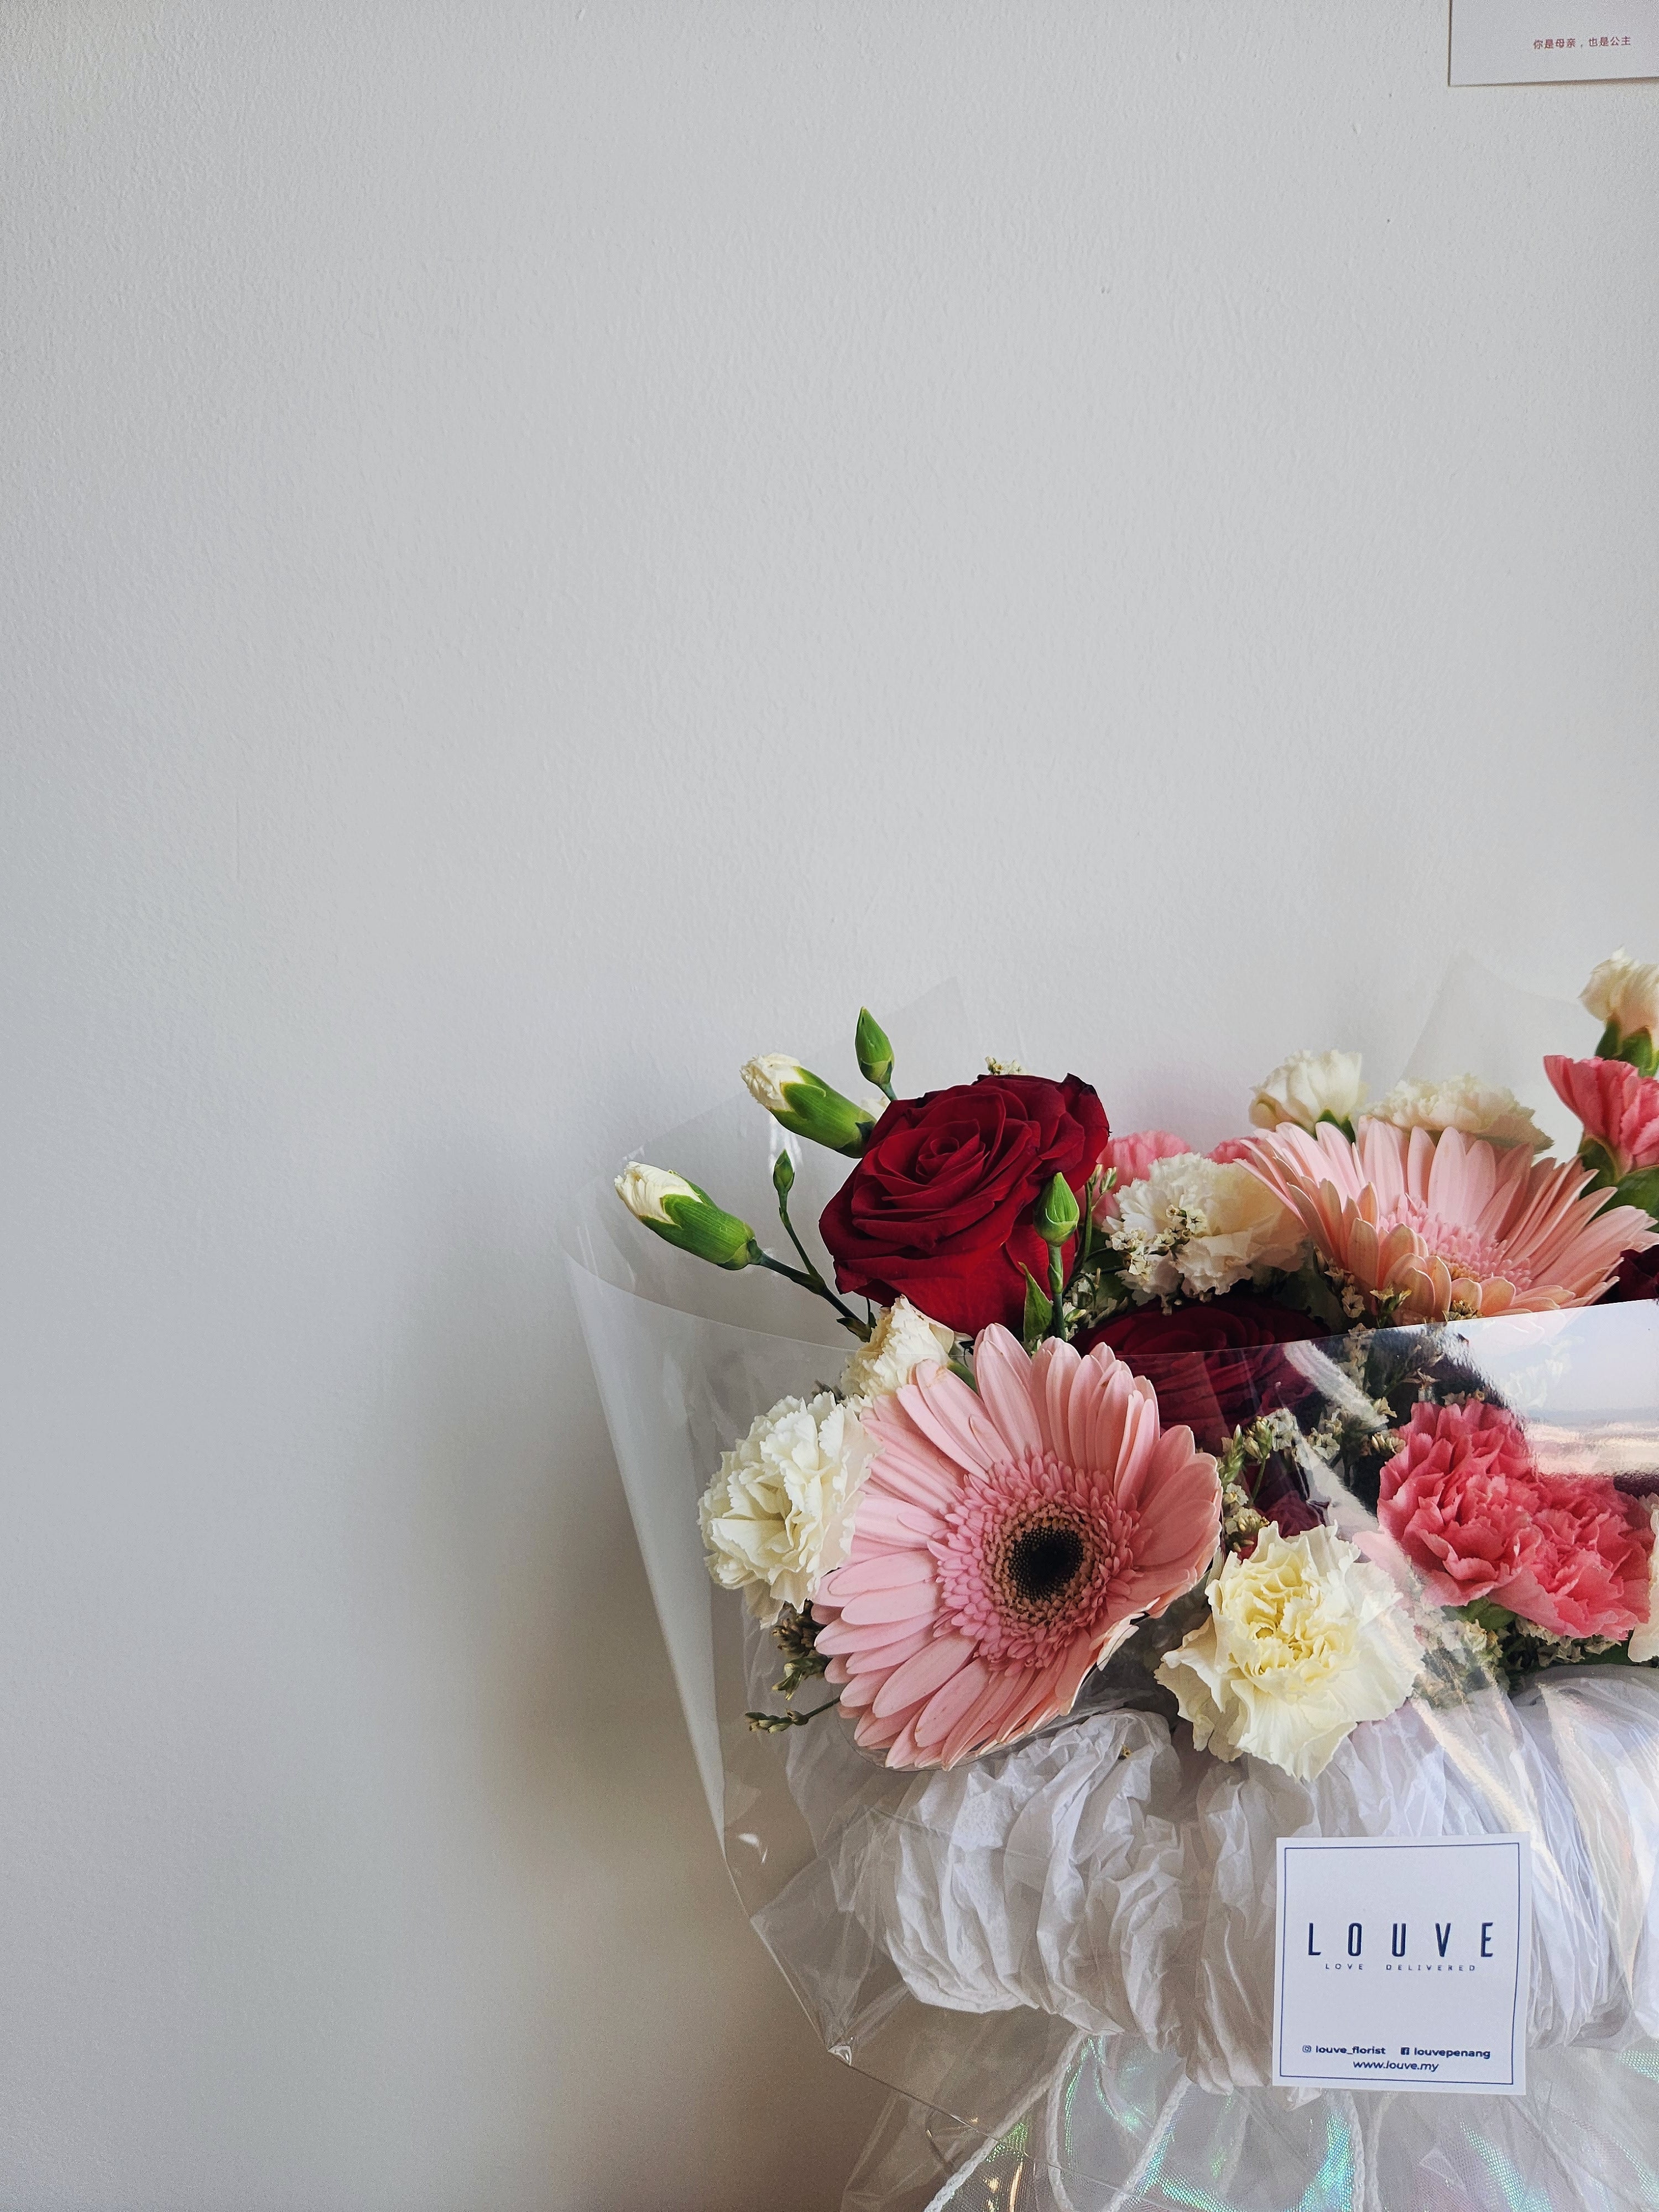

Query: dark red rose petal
[1077,1293,1327,1455]
[819,1072,1109,1335]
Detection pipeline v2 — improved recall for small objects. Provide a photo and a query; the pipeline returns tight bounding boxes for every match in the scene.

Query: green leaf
[1578,1138,1621,1191]
[1020,1266,1053,1353]
[1614,1166,1659,1222]
[1595,1020,1659,1078]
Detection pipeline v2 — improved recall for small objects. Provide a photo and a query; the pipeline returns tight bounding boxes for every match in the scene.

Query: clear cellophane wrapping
[568,976,1659,2210]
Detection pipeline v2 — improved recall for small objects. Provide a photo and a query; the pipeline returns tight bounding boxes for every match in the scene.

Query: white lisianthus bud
[1366,1075,1550,1154]
[1249,1049,1365,1134]
[1583,952,1659,1053]
[1156,1525,1420,1781]
[697,1392,872,1620]
[838,1297,956,1405]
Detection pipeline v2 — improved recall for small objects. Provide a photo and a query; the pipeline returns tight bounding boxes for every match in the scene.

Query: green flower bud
[740,1055,875,1157]
[1034,1172,1081,1247]
[855,1007,894,1093]
[771,1149,796,1199]
[614,1164,757,1269]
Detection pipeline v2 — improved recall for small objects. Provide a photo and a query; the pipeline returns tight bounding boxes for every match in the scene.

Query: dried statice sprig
[745,1605,840,1734]
[1217,1410,1304,1552]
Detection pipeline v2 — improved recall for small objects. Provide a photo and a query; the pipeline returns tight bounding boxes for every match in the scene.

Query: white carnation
[1583,950,1659,1043]
[698,1392,870,1620]
[1628,1503,1659,1666]
[1157,1525,1420,1782]
[739,1053,807,1114]
[1249,1048,1365,1134]
[839,1297,956,1405]
[1366,1074,1549,1154]
[1112,1154,1305,1302]
[614,1162,696,1223]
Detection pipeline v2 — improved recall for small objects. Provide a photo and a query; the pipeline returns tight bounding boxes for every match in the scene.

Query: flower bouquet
[568,959,1659,2212]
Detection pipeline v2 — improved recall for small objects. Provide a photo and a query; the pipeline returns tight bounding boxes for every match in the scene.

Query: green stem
[775,1177,825,1285]
[753,1250,870,1338]
[1047,1245,1067,1339]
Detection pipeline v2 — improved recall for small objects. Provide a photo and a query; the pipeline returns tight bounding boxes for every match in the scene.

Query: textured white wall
[3,5,1657,2207]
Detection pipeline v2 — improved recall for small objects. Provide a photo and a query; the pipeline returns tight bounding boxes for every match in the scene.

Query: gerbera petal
[875,1634,980,1723]
[810,1321,1223,1771]
[823,1551,937,1598]
[972,1326,1045,1458]
[833,1579,941,1628]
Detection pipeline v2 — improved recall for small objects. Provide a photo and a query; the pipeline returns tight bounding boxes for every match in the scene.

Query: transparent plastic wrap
[567,984,1659,2210]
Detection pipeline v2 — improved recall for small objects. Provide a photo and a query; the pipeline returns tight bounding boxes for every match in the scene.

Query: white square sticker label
[1451,0,1659,84]
[1274,1835,1531,2095]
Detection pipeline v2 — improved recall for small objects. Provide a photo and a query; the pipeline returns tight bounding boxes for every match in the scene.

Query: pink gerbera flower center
[934,1450,1127,1671]
[1374,1196,1527,1293]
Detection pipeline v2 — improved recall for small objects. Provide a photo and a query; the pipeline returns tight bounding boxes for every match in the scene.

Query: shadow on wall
[384,1137,887,2209]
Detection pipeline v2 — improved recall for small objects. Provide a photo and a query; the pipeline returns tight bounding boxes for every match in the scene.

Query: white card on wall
[1273,1835,1531,2095]
[1452,0,1659,82]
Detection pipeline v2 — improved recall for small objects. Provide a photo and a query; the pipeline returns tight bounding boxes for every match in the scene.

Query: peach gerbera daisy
[1241,1119,1656,1323]
[811,1328,1220,1770]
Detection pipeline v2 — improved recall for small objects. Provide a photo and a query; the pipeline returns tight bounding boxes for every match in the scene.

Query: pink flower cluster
[1379,1399,1653,1641]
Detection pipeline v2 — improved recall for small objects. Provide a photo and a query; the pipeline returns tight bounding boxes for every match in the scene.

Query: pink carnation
[1208,1138,1258,1167]
[1545,1055,1659,1182]
[1504,1474,1652,1641]
[1093,1128,1191,1222]
[1378,1400,1542,1608]
[1379,1399,1653,1640]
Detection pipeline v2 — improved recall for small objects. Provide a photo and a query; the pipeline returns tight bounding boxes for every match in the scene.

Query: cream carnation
[838,1297,956,1404]
[1111,1153,1305,1302]
[1584,951,1659,1044]
[698,1392,871,1620]
[1157,1525,1420,1782]
[1249,1049,1365,1134]
[1366,1074,1549,1153]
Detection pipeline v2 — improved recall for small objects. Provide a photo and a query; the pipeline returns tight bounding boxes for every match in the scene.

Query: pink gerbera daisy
[811,1328,1220,1770]
[1545,1055,1659,1183]
[1241,1119,1655,1323]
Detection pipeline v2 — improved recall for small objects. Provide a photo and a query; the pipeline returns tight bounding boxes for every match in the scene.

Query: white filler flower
[698,1392,870,1620]
[1250,1049,1365,1133]
[1583,951,1659,1044]
[1113,1154,1305,1302]
[1366,1074,1549,1153]
[839,1297,956,1405]
[1157,1524,1420,1782]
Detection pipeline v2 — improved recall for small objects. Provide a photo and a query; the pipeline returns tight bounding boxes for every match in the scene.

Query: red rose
[1078,1296,1328,1493]
[818,1073,1108,1335]
[1603,1245,1659,1303]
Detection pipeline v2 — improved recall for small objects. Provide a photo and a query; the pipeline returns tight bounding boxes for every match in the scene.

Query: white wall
[3,6,1656,2207]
